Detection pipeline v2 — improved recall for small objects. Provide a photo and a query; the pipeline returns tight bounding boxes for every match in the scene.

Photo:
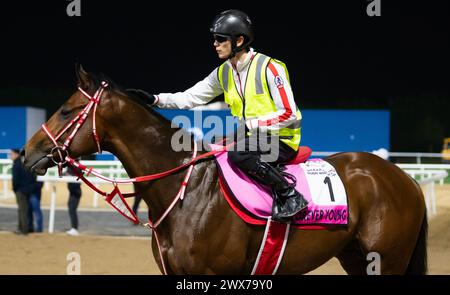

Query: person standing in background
[66,165,82,236]
[11,148,36,235]
[28,181,44,233]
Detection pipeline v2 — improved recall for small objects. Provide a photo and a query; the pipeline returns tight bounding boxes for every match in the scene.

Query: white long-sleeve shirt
[155,49,300,132]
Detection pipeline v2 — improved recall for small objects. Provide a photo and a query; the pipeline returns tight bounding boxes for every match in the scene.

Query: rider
[128,10,307,221]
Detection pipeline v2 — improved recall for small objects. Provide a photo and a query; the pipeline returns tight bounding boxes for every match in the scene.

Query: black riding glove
[126,88,157,106]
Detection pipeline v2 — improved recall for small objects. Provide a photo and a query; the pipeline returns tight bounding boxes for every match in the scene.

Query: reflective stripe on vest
[218,53,301,150]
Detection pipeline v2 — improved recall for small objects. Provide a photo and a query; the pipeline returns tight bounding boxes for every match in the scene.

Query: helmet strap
[229,36,249,59]
[229,36,238,58]
[223,36,249,60]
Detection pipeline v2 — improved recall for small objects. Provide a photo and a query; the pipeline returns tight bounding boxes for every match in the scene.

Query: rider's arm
[246,60,300,132]
[155,68,223,109]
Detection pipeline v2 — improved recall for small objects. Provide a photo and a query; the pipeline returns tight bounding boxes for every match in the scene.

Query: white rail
[0,173,133,233]
[1,150,449,163]
[310,151,449,164]
[397,164,450,185]
[0,159,132,233]
[416,171,448,217]
[1,157,448,232]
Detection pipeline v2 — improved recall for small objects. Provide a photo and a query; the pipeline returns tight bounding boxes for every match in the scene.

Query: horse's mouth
[29,156,52,175]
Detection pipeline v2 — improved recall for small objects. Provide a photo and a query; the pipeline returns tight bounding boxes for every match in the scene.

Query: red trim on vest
[259,62,293,127]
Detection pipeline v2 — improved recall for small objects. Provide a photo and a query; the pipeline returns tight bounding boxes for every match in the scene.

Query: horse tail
[405,211,428,275]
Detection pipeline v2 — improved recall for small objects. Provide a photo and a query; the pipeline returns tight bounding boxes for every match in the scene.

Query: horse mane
[88,71,171,124]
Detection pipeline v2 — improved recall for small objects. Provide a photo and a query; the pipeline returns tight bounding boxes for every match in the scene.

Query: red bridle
[41,81,108,175]
[40,81,232,274]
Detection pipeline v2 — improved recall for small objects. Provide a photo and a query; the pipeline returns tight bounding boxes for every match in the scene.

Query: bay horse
[22,66,427,274]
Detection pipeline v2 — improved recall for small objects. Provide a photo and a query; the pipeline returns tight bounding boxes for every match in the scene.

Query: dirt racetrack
[0,184,449,275]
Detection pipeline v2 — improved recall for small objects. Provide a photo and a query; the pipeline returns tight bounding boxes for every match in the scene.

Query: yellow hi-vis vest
[218,53,302,151]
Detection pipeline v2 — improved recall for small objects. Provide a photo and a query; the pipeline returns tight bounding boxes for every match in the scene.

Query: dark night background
[0,0,448,152]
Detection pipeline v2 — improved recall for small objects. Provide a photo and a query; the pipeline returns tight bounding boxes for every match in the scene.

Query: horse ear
[75,63,91,90]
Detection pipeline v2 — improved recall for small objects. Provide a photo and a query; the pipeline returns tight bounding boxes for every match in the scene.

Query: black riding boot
[248,161,308,221]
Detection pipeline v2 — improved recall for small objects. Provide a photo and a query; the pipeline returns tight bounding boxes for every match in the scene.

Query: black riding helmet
[210,10,254,57]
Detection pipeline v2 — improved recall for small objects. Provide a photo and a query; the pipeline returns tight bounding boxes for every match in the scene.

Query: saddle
[212,145,349,228]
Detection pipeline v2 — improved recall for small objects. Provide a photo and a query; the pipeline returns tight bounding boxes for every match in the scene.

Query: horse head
[23,65,123,175]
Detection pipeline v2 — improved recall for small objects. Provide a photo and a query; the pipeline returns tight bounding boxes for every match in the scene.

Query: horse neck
[102,97,194,221]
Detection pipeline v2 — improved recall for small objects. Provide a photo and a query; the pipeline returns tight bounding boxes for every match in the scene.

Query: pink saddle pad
[213,146,348,226]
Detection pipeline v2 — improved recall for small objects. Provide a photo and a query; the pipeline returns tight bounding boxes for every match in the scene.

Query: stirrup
[277,198,308,219]
[272,190,308,220]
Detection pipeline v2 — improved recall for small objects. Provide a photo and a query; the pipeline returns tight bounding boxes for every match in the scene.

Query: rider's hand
[126,89,157,106]
[245,118,259,131]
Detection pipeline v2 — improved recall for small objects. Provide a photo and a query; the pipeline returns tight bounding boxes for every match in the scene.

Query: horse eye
[60,108,72,117]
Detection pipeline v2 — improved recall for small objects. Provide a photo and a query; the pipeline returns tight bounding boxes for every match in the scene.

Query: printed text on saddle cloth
[294,159,348,224]
[214,150,349,226]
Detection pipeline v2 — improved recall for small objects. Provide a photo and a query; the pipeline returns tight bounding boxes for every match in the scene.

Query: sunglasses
[213,35,230,43]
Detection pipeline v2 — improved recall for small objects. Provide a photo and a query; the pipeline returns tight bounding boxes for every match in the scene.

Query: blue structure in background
[0,108,25,150]
[156,109,238,140]
[301,110,390,152]
[0,107,46,159]
[154,109,390,152]
[0,107,389,159]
